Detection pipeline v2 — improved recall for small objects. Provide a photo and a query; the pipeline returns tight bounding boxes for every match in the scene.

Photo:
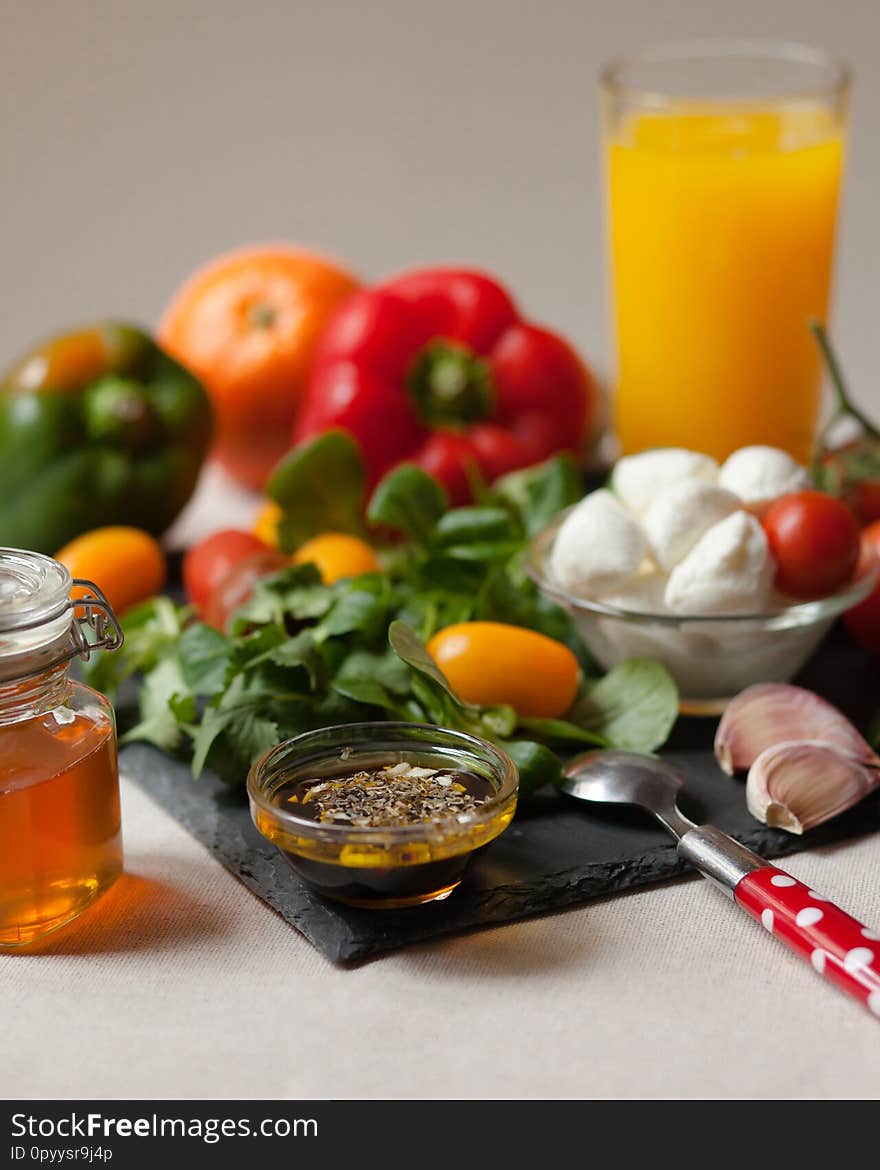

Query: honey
[0,548,124,946]
[0,701,122,947]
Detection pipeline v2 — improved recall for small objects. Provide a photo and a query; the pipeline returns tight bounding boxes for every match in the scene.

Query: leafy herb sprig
[91,449,679,795]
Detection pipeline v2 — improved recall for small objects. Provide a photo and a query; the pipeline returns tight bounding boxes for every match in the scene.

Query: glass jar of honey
[0,549,124,947]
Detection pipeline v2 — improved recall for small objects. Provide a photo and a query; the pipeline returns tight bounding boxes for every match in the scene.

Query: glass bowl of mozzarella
[529,446,877,715]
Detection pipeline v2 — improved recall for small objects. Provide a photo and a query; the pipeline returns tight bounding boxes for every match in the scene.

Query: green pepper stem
[407,341,494,429]
[810,319,879,437]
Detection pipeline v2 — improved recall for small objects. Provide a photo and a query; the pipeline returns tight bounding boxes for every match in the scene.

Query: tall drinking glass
[602,42,851,463]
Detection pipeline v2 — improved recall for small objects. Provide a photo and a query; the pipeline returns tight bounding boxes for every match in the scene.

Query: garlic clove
[746,740,880,834]
[714,683,878,775]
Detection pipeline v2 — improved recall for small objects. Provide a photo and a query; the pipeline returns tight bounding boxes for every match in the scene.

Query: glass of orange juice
[603,41,851,464]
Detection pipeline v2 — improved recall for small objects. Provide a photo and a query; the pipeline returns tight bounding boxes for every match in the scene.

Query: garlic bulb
[714,683,878,775]
[746,740,880,835]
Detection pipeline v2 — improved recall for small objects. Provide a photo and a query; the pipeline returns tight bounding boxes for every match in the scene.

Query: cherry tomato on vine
[427,621,580,718]
[56,526,166,615]
[292,532,380,584]
[183,529,270,615]
[202,549,289,632]
[843,520,880,653]
[825,439,880,526]
[762,490,860,599]
[253,500,283,549]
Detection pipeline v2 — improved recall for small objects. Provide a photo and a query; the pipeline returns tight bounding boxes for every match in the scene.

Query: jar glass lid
[0,548,72,644]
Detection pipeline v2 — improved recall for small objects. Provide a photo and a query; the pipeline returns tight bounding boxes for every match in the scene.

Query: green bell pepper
[0,321,212,553]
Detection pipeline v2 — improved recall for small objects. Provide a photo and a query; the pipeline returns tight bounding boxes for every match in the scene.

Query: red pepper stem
[406,340,494,429]
[810,319,879,437]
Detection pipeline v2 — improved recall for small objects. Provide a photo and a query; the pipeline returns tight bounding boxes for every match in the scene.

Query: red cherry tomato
[843,520,880,652]
[202,550,289,632]
[820,438,880,527]
[848,479,880,527]
[183,530,271,615]
[762,490,861,599]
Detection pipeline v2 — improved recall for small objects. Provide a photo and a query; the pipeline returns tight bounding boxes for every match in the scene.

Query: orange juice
[607,108,844,463]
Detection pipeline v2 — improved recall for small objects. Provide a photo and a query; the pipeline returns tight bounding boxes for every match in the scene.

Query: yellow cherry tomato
[427,621,580,718]
[55,526,167,615]
[292,532,381,584]
[253,500,283,549]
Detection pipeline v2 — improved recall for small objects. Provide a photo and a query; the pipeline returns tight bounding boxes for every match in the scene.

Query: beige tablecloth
[2,776,878,1100]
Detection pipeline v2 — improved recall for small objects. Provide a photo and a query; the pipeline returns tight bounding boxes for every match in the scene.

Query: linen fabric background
[3,0,879,410]
[3,778,879,1098]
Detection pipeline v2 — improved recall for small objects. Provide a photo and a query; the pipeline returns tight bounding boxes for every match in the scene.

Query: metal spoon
[562,750,880,1018]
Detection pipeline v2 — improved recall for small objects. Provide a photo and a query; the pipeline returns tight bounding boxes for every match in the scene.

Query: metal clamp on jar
[0,548,124,947]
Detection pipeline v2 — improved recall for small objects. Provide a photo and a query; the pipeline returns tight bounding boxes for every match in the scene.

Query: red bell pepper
[293,268,596,502]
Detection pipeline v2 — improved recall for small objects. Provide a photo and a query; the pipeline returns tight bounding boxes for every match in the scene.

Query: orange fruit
[158,245,359,491]
[55,527,167,616]
[292,533,380,584]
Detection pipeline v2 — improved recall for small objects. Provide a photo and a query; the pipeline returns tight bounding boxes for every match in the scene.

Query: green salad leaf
[500,741,565,796]
[120,656,192,753]
[366,463,449,545]
[388,619,476,710]
[571,658,680,752]
[267,429,366,551]
[91,454,679,801]
[178,622,231,696]
[492,453,582,535]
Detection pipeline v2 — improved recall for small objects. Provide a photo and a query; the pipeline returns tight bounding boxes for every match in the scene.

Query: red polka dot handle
[735,866,880,1018]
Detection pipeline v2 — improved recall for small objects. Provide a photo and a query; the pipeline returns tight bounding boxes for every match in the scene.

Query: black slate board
[120,630,880,963]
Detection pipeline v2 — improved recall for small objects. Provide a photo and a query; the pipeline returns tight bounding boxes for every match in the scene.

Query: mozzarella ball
[665,512,774,615]
[718,446,811,516]
[550,489,648,598]
[643,481,742,571]
[611,448,718,514]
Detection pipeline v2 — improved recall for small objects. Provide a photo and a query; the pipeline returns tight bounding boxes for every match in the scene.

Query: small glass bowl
[247,723,518,910]
[529,513,878,716]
